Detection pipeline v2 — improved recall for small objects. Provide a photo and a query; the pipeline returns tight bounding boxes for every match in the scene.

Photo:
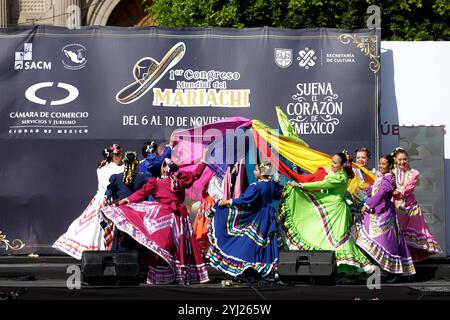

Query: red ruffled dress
[101,163,209,284]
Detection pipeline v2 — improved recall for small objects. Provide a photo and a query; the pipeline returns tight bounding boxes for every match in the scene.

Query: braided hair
[123,151,139,186]
[335,151,355,179]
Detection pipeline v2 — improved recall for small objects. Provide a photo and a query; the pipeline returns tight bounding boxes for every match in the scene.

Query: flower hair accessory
[391,147,406,158]
[145,141,157,154]
[111,143,121,154]
[258,162,274,176]
[341,150,351,167]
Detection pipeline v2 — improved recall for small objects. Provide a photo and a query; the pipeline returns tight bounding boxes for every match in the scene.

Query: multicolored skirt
[353,209,416,275]
[207,203,279,277]
[279,185,374,275]
[395,200,442,261]
[101,201,209,285]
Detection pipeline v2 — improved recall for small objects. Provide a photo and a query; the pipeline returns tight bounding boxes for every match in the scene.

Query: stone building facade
[0,0,153,28]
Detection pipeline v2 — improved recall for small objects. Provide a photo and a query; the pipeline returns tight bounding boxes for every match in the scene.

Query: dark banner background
[0,26,380,254]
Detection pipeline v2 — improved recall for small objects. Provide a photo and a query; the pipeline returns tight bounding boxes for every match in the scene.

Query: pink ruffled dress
[393,168,442,261]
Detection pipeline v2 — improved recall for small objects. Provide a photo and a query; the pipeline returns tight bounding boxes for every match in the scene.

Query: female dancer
[353,154,415,276]
[138,135,176,179]
[104,151,147,251]
[192,174,224,260]
[105,151,147,203]
[355,148,370,167]
[53,144,124,259]
[347,148,373,213]
[282,152,374,275]
[208,162,283,280]
[192,184,216,259]
[101,157,209,285]
[392,147,442,261]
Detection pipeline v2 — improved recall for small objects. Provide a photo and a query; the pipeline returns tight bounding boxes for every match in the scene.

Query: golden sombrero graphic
[116,42,186,104]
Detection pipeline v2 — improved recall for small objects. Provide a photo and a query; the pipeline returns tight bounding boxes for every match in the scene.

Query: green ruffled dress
[279,169,374,275]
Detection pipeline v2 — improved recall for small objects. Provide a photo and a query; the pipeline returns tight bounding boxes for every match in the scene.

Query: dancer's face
[112,152,124,165]
[378,158,390,175]
[356,151,369,167]
[396,153,409,171]
[331,155,343,173]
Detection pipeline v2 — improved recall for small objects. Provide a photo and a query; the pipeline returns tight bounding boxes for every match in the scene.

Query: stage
[2,256,450,301]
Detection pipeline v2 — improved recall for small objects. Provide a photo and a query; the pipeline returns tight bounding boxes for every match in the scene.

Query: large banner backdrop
[0,26,380,254]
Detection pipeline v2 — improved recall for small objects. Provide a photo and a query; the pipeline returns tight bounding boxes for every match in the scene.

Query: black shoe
[383,275,398,283]
[335,274,357,285]
[241,268,261,283]
[381,271,398,283]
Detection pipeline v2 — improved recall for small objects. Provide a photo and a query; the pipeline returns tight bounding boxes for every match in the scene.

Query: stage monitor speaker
[81,251,141,286]
[278,250,336,284]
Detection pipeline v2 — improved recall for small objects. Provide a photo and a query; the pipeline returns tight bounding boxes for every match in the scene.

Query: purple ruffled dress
[353,173,415,275]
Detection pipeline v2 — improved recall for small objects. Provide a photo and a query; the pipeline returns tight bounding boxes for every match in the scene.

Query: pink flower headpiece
[111,143,121,154]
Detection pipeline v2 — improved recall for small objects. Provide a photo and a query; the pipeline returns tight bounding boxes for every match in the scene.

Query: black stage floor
[2,256,450,301]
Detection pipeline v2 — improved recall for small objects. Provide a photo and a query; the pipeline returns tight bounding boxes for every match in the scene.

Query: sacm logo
[20,61,52,70]
[25,82,79,105]
[14,43,52,70]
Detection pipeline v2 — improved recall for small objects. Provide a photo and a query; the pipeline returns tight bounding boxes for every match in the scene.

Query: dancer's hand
[117,198,129,206]
[101,197,112,207]
[393,190,402,198]
[361,206,367,215]
[288,181,302,188]
[219,199,230,207]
